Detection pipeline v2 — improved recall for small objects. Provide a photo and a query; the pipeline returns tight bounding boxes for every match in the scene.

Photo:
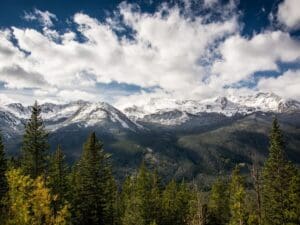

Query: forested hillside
[0,102,300,225]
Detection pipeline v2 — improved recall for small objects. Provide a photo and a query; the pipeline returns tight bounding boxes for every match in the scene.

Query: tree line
[0,101,299,225]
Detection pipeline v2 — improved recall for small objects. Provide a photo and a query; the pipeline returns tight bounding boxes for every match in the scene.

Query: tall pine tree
[161,180,191,225]
[22,101,49,178]
[71,132,117,225]
[262,118,300,225]
[228,166,247,225]
[208,178,230,225]
[48,145,69,214]
[0,132,8,222]
[120,164,162,225]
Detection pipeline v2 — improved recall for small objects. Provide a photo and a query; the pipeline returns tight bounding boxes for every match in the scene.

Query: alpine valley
[1,92,300,186]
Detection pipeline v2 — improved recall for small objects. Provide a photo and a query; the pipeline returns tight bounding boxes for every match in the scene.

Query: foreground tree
[188,191,208,225]
[71,132,117,225]
[161,180,191,225]
[121,176,145,225]
[120,164,162,225]
[0,132,8,222]
[262,118,300,225]
[208,178,230,225]
[6,168,70,225]
[21,101,49,178]
[48,145,69,213]
[228,166,247,225]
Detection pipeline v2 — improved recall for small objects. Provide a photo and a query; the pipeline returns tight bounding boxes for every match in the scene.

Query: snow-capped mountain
[0,101,141,134]
[0,92,299,131]
[1,92,300,179]
[122,92,300,125]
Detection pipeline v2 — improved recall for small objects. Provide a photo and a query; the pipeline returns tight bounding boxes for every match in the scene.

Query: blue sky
[0,0,299,107]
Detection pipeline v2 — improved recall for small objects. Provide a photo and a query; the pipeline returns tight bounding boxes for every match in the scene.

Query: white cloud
[24,9,57,27]
[212,31,300,86]
[0,1,300,105]
[257,70,300,99]
[0,93,15,105]
[57,90,98,102]
[0,2,239,104]
[277,0,300,30]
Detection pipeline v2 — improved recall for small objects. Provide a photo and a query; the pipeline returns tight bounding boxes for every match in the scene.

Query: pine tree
[48,145,69,214]
[208,178,230,225]
[21,101,49,178]
[71,132,117,225]
[161,180,191,225]
[120,164,162,225]
[188,191,208,225]
[228,166,247,225]
[121,176,145,225]
[262,118,300,225]
[148,170,162,225]
[0,132,8,222]
[250,163,262,225]
[136,163,151,224]
[288,169,300,224]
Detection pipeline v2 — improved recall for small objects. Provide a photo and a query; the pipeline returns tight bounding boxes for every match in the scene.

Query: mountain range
[1,92,300,185]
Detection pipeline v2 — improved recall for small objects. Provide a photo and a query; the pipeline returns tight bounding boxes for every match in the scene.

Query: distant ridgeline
[1,94,300,186]
[0,101,299,225]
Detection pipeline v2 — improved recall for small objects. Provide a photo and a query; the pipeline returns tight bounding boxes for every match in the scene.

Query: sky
[0,0,299,107]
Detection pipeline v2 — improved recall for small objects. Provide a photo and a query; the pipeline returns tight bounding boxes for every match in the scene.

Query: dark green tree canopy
[0,132,8,208]
[262,118,300,225]
[71,132,117,225]
[21,101,49,178]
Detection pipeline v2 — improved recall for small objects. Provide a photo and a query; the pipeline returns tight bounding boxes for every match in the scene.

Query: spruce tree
[208,178,230,225]
[71,132,116,225]
[121,176,145,225]
[148,170,162,225]
[228,166,247,225]
[161,180,191,225]
[262,118,300,225]
[0,132,8,222]
[48,145,69,213]
[120,164,162,225]
[21,101,49,178]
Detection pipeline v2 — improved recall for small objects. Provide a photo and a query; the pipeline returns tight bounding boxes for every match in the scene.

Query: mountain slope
[1,92,300,184]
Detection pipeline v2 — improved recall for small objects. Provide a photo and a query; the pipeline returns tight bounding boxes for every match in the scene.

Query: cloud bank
[0,0,299,105]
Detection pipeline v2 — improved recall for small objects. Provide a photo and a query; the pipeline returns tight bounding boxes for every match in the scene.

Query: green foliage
[262,118,300,225]
[48,145,69,213]
[120,176,145,225]
[120,164,162,225]
[188,192,208,225]
[228,166,247,225]
[161,180,192,225]
[208,178,230,225]
[71,132,117,225]
[0,132,8,222]
[21,101,49,178]
[2,105,300,225]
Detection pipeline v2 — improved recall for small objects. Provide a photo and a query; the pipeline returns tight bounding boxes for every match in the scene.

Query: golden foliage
[5,168,70,225]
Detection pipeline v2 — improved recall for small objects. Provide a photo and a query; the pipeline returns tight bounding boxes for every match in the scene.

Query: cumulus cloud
[0,1,300,105]
[277,0,300,30]
[257,70,300,99]
[1,2,239,103]
[212,31,300,86]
